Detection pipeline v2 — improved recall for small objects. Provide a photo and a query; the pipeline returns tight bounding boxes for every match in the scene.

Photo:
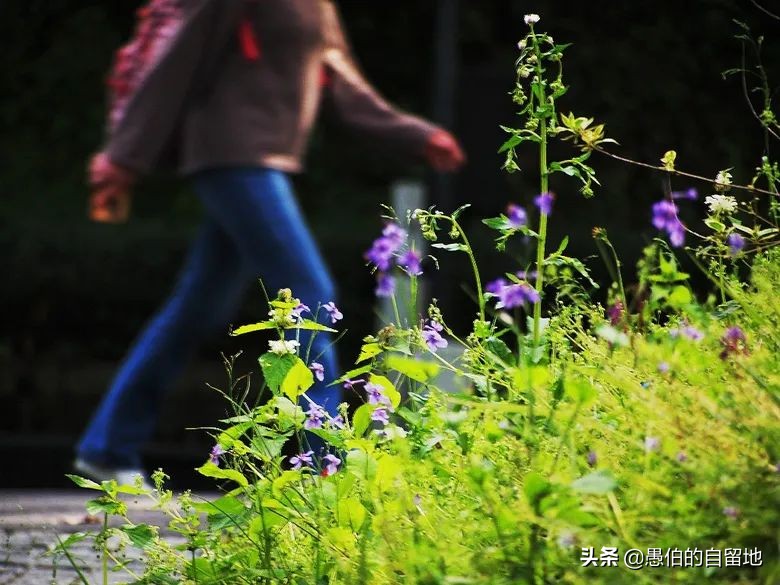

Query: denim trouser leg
[77,168,340,467]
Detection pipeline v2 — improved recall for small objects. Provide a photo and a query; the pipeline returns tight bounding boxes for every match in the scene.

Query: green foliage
[52,15,780,585]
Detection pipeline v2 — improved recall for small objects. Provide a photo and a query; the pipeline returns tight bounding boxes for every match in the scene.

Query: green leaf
[85,496,124,516]
[120,524,156,549]
[554,236,569,255]
[66,474,102,491]
[352,404,372,436]
[251,434,288,461]
[483,216,510,231]
[431,243,468,252]
[337,498,367,530]
[565,377,597,406]
[280,357,314,401]
[357,342,383,364]
[259,353,297,392]
[704,218,726,233]
[196,462,249,487]
[294,320,337,333]
[346,449,378,481]
[571,471,617,494]
[524,472,552,508]
[385,354,439,383]
[668,285,693,308]
[217,422,253,449]
[231,321,276,336]
[498,134,522,153]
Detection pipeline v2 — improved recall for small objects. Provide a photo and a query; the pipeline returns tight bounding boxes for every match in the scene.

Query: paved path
[0,490,191,584]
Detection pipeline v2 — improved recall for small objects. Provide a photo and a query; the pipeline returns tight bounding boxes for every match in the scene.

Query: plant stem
[594,146,778,197]
[532,31,550,350]
[102,513,108,585]
[451,217,485,321]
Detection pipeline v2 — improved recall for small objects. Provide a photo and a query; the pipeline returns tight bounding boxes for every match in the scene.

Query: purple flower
[209,444,224,466]
[486,277,509,295]
[651,200,686,248]
[364,382,390,406]
[422,320,448,352]
[676,451,688,463]
[364,223,407,271]
[343,378,365,391]
[375,273,396,298]
[720,325,747,359]
[727,233,745,257]
[322,453,341,477]
[291,303,310,322]
[722,506,739,519]
[310,362,325,382]
[304,403,326,430]
[371,407,390,425]
[398,249,423,276]
[606,301,624,326]
[557,532,576,549]
[534,192,554,216]
[495,283,540,309]
[329,414,345,429]
[644,436,661,453]
[586,450,597,467]
[671,188,698,201]
[505,204,528,228]
[516,270,538,280]
[671,324,704,342]
[657,361,670,374]
[290,450,314,470]
[322,302,343,324]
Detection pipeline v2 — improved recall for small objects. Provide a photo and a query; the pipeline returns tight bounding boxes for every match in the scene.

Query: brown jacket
[105,0,440,175]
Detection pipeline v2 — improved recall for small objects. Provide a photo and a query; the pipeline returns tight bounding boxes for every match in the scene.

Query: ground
[0,490,189,585]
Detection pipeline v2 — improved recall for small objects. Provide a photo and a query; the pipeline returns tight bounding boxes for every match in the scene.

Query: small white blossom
[715,169,733,190]
[705,194,738,215]
[517,39,526,50]
[524,13,540,25]
[268,339,300,355]
[268,309,295,327]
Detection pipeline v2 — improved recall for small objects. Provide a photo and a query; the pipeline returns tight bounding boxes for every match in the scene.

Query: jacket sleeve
[320,1,440,161]
[105,0,240,174]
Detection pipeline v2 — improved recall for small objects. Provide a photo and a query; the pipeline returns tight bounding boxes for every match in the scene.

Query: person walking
[75,0,465,484]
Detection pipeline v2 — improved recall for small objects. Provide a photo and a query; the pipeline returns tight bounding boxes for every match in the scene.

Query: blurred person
[76,0,465,484]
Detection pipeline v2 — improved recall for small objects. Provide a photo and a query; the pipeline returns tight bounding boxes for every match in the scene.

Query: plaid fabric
[107,0,183,130]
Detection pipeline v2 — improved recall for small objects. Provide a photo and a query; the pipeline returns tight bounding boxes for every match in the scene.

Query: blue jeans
[78,168,340,468]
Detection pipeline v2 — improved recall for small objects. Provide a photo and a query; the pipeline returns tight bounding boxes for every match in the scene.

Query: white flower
[715,169,732,189]
[705,194,738,215]
[268,339,300,355]
[268,309,295,327]
[524,13,540,25]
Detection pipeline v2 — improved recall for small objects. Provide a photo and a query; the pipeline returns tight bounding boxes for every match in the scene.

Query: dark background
[1,0,778,487]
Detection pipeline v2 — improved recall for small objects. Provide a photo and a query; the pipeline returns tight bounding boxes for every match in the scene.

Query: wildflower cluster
[364,222,423,297]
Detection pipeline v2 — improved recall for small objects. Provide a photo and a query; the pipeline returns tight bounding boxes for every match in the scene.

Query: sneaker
[73,458,154,491]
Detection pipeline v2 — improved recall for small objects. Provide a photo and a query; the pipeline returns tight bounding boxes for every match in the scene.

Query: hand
[89,184,132,223]
[87,152,136,223]
[423,130,466,172]
[89,152,136,189]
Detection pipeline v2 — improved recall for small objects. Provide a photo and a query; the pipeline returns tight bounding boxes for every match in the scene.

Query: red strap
[238,17,261,61]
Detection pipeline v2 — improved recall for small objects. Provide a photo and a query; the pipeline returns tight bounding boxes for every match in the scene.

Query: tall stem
[531,30,549,349]
[453,218,485,321]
